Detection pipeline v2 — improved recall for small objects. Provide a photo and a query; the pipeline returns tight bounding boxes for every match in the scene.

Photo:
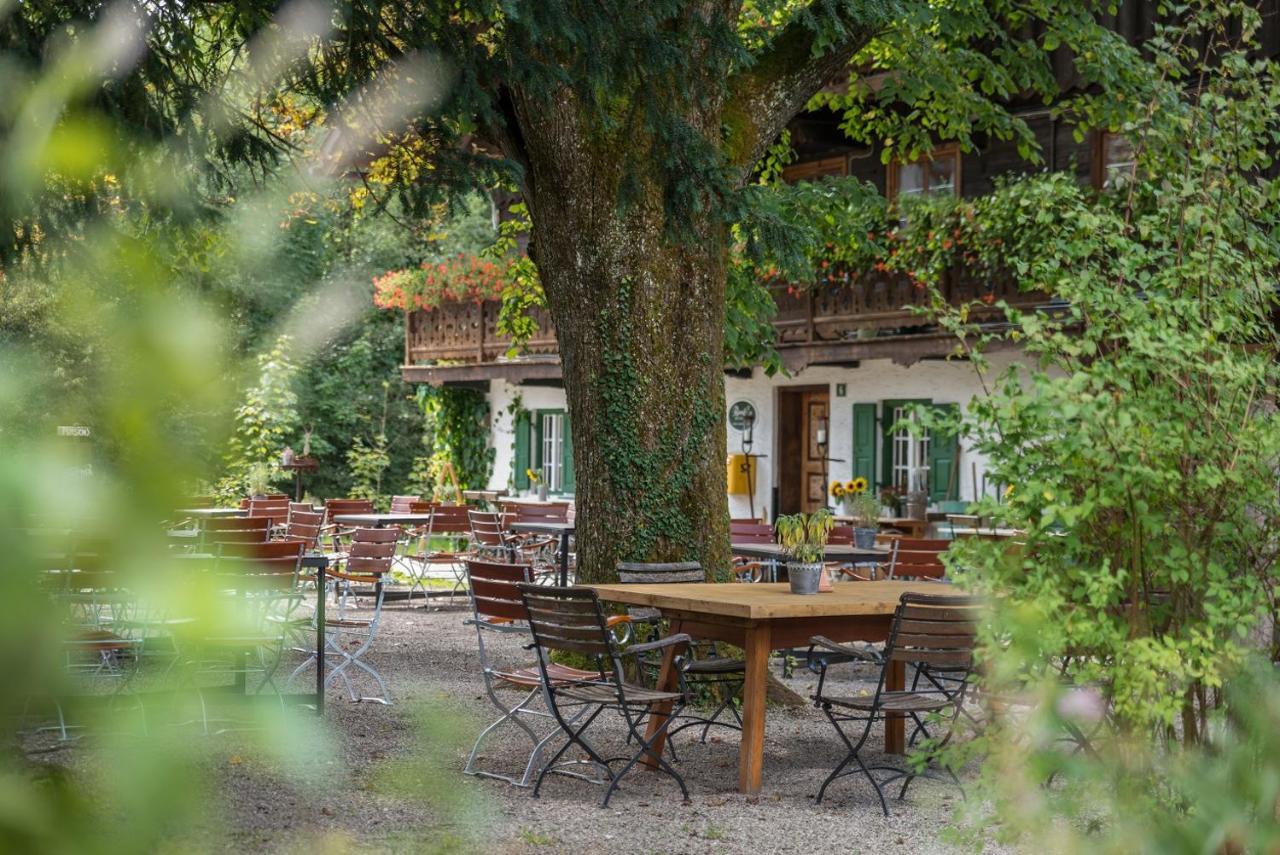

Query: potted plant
[246,462,272,499]
[775,508,834,595]
[527,467,548,501]
[846,490,881,549]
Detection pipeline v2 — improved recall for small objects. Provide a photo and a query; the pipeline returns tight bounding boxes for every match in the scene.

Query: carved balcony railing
[404,269,1043,369]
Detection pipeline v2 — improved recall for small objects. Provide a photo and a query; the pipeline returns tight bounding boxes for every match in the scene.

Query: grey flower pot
[853,527,878,549]
[788,562,822,595]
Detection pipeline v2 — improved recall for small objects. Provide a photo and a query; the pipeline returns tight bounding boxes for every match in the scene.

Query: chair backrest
[205,516,270,546]
[465,558,535,622]
[427,503,471,534]
[346,528,398,578]
[517,585,616,678]
[883,592,980,674]
[390,494,420,514]
[828,525,854,546]
[501,501,570,523]
[469,511,508,547]
[326,498,375,516]
[616,561,705,584]
[215,539,303,591]
[289,501,318,516]
[285,510,325,549]
[890,538,951,580]
[247,497,290,526]
[730,522,775,544]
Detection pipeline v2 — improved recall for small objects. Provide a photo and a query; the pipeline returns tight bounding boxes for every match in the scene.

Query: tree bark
[509,90,732,582]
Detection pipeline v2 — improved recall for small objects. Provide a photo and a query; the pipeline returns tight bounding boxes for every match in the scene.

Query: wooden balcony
[401,270,1040,383]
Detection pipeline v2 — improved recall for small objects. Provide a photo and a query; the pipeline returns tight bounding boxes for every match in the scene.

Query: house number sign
[728,401,756,431]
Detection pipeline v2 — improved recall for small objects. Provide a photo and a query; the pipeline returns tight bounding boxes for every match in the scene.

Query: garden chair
[405,502,472,602]
[809,592,979,814]
[203,516,270,548]
[389,494,420,513]
[290,527,395,704]
[324,498,375,547]
[181,539,303,733]
[246,497,290,530]
[887,538,951,580]
[729,521,774,582]
[517,584,692,807]
[468,510,513,561]
[462,558,617,787]
[616,561,744,752]
[282,509,324,551]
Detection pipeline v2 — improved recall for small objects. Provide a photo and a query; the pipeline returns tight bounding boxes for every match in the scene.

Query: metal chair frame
[518,584,692,807]
[809,592,979,815]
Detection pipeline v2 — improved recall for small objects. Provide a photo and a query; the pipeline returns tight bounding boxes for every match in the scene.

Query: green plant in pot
[246,462,272,499]
[845,489,881,549]
[775,508,834,595]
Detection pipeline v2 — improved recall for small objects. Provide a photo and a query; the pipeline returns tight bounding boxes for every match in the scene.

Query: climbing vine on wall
[415,385,494,498]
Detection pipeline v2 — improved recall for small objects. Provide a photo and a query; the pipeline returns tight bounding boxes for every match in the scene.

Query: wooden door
[776,387,830,515]
[800,391,830,513]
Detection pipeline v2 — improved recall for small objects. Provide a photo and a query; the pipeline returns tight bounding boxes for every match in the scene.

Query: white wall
[724,352,1026,521]
[487,379,568,492]
[484,350,1026,510]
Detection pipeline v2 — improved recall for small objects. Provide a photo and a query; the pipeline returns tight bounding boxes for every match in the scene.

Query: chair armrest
[809,635,882,662]
[604,614,632,628]
[625,632,692,657]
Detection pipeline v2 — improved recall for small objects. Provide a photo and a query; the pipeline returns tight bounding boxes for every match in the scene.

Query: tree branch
[726,8,885,176]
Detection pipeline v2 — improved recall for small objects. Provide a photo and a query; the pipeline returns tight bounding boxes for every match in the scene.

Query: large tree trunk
[514,97,732,583]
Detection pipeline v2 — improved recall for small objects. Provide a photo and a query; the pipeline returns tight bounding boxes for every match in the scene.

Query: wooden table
[591,580,939,794]
[832,516,929,538]
[510,521,574,586]
[331,513,434,528]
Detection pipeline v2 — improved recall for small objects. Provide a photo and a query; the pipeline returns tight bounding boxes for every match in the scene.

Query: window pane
[927,156,956,196]
[541,413,563,492]
[897,162,925,197]
[1102,133,1135,188]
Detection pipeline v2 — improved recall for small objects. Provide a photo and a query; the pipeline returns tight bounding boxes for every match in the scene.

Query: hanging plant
[372,253,524,311]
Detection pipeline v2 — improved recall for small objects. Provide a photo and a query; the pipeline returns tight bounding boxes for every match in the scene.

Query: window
[887,145,960,201]
[850,400,959,502]
[1094,132,1135,189]
[540,411,565,492]
[781,155,848,184]
[888,405,930,492]
[514,408,574,493]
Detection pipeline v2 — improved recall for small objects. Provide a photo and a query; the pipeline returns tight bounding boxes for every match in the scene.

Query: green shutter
[851,403,878,490]
[927,403,961,502]
[514,410,531,489]
[562,414,574,493]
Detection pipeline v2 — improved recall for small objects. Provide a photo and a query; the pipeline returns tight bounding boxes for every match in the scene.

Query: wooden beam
[401,359,563,386]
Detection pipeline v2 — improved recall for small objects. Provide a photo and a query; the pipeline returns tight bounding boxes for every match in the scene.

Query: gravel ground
[28,590,1001,854]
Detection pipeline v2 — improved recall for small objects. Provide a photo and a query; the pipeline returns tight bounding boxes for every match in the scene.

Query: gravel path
[32,592,999,853]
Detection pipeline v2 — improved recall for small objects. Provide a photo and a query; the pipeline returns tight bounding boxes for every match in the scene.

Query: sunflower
[830,480,845,498]
[846,477,869,494]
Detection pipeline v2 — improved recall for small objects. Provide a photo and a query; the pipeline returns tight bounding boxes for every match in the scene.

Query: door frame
[773,384,830,516]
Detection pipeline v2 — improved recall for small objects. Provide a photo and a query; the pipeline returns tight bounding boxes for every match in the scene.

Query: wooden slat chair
[516,584,692,807]
[389,494,420,514]
[179,540,304,733]
[462,558,621,787]
[289,528,395,704]
[246,497,290,530]
[888,538,952,580]
[405,502,473,602]
[282,510,324,551]
[203,516,271,548]
[498,502,564,570]
[729,521,774,582]
[616,562,744,752]
[468,510,512,561]
[809,592,980,814]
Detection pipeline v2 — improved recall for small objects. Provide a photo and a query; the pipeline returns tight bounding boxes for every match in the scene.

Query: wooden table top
[729,542,888,562]
[177,508,247,518]
[591,581,945,620]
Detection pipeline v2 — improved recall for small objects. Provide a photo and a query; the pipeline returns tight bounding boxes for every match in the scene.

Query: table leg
[641,619,684,770]
[315,566,326,716]
[738,623,771,794]
[884,658,905,754]
[558,531,570,587]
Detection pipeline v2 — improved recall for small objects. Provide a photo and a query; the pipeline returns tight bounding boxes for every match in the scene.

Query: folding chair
[616,562,744,751]
[405,503,472,602]
[468,510,513,561]
[290,527,395,703]
[729,521,774,582]
[203,516,270,549]
[389,494,420,513]
[517,584,691,807]
[282,510,324,551]
[462,558,610,787]
[887,538,951,580]
[809,592,979,814]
